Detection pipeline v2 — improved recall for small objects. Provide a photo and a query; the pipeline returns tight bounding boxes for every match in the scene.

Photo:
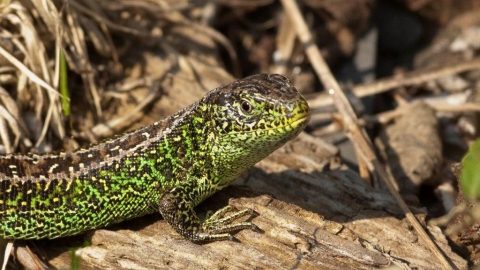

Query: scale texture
[0,74,310,241]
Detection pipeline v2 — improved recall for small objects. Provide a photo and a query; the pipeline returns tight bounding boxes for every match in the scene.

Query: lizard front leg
[158,186,258,241]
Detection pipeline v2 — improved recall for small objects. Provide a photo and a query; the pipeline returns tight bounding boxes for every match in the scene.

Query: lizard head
[200,73,310,184]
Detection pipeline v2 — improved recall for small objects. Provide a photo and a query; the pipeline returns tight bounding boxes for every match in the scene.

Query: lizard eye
[240,100,253,114]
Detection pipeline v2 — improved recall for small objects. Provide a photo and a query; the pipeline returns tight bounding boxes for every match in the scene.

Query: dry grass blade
[279,0,454,269]
[64,2,102,117]
[0,45,57,96]
[34,96,56,149]
[1,241,13,270]
[0,116,11,154]
[0,86,31,148]
[29,0,66,144]
[29,0,61,35]
[0,105,25,153]
[428,102,480,112]
[16,0,64,145]
[0,1,66,150]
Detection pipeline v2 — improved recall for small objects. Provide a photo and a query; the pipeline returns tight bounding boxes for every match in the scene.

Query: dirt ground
[1,0,480,269]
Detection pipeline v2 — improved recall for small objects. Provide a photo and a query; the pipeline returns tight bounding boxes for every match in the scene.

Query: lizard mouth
[289,114,310,128]
[227,115,310,135]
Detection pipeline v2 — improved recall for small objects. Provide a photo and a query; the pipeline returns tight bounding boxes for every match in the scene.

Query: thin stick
[279,0,454,269]
[309,58,480,108]
[271,14,296,75]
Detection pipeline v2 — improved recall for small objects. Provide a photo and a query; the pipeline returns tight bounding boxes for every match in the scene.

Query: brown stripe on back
[0,104,193,182]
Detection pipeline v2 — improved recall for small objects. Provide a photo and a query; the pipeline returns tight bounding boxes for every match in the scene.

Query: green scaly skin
[0,74,310,241]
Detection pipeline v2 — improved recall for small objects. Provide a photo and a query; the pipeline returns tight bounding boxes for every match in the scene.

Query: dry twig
[309,57,480,108]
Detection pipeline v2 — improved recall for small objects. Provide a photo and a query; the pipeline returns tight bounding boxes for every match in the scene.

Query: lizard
[0,73,310,242]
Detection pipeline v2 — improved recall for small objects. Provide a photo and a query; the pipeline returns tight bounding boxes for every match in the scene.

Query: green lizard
[0,74,310,242]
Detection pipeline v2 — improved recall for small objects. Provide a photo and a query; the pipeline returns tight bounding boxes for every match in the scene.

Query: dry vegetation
[0,0,479,269]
